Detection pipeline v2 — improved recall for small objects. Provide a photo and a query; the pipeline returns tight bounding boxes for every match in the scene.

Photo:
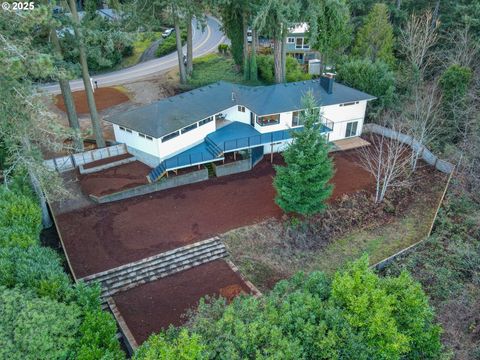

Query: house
[285,23,319,64]
[106,74,375,181]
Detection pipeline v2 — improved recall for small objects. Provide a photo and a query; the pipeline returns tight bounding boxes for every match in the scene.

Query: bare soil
[113,260,252,344]
[55,87,130,114]
[79,161,150,197]
[56,151,373,278]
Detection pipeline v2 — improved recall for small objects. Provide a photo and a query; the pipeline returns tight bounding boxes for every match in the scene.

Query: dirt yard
[113,260,253,344]
[79,160,150,197]
[55,151,374,278]
[55,87,130,114]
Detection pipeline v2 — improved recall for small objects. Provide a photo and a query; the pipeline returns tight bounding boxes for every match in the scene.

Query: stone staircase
[80,237,227,302]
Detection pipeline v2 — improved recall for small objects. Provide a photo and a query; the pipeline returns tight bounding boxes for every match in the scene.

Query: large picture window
[295,37,309,49]
[292,111,303,126]
[345,121,358,137]
[256,114,280,126]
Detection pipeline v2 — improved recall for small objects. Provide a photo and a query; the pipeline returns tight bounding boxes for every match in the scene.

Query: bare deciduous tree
[399,11,439,76]
[403,80,442,171]
[358,120,411,203]
[444,25,480,69]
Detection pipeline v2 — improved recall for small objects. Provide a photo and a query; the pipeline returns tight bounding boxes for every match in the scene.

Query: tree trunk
[242,13,249,80]
[396,0,402,10]
[174,14,187,84]
[281,34,287,83]
[186,14,193,76]
[431,0,440,30]
[67,0,106,148]
[273,36,283,83]
[250,28,258,81]
[50,29,84,153]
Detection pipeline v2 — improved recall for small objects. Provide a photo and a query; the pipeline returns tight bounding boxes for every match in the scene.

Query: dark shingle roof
[106,80,375,138]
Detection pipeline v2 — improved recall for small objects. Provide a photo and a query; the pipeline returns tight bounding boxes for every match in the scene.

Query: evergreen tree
[353,3,395,66]
[273,92,334,216]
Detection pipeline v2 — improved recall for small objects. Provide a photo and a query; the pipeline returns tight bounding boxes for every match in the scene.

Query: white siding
[222,105,252,125]
[113,125,159,157]
[157,119,216,160]
[322,101,367,141]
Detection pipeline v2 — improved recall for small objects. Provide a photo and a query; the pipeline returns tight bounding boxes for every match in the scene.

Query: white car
[162,28,174,38]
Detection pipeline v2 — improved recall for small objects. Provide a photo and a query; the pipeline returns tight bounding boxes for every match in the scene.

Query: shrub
[0,286,81,360]
[134,329,205,360]
[256,55,311,83]
[0,246,71,301]
[217,44,229,54]
[76,310,124,360]
[156,29,187,58]
[0,187,41,248]
[336,58,396,115]
[180,256,442,359]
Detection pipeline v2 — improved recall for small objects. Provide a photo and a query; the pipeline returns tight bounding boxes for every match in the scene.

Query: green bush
[76,310,124,360]
[217,44,229,54]
[156,29,187,57]
[0,286,81,360]
[336,58,396,115]
[134,329,204,360]
[0,246,71,301]
[0,187,41,248]
[137,256,441,359]
[256,55,311,83]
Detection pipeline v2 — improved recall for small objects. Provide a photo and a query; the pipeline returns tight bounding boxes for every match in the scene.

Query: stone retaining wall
[214,158,252,177]
[90,168,208,204]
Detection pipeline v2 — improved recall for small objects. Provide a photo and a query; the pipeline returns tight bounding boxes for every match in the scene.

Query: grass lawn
[119,32,162,69]
[222,171,447,292]
[188,54,264,88]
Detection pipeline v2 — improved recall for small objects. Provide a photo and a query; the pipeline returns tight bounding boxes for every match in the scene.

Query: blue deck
[148,121,332,181]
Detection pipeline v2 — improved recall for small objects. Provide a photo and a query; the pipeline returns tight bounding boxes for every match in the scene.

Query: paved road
[41,16,226,94]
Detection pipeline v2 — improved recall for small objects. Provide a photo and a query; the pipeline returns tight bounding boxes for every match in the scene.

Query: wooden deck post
[270,144,274,163]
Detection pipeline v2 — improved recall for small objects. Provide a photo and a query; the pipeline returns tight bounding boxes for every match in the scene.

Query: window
[181,123,198,134]
[119,126,125,131]
[238,105,245,112]
[292,111,303,127]
[125,128,132,133]
[345,121,358,137]
[199,116,213,126]
[256,114,280,126]
[146,135,153,141]
[162,131,180,143]
[139,133,146,138]
[340,101,359,107]
[295,37,309,49]
[287,37,295,43]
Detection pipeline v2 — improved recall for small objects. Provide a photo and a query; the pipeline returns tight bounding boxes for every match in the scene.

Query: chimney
[320,72,335,94]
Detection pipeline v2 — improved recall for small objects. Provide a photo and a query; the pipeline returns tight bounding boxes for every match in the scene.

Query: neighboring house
[106,75,375,181]
[285,23,319,64]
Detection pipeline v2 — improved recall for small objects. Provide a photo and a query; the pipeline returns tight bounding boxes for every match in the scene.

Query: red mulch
[82,153,133,169]
[79,161,150,197]
[113,260,252,344]
[54,87,129,114]
[56,152,374,278]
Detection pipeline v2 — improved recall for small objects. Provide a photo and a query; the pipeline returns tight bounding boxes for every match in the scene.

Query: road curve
[41,16,226,94]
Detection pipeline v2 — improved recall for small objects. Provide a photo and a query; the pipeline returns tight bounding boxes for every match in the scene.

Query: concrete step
[82,237,227,299]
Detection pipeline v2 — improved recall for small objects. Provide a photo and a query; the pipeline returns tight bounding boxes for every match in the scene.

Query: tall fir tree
[273,92,334,216]
[353,3,395,66]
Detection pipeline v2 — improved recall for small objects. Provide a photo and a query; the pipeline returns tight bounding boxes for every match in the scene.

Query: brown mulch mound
[113,260,252,344]
[56,152,376,278]
[54,87,130,114]
[78,160,150,197]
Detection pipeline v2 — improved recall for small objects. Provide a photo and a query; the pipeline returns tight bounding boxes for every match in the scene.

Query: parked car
[162,28,174,38]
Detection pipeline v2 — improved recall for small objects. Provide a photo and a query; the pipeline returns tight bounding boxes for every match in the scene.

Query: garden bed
[222,164,448,291]
[79,160,150,197]
[112,260,253,344]
[55,151,374,278]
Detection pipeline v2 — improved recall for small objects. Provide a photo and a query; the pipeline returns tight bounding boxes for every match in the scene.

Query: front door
[250,112,255,127]
[345,121,358,138]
